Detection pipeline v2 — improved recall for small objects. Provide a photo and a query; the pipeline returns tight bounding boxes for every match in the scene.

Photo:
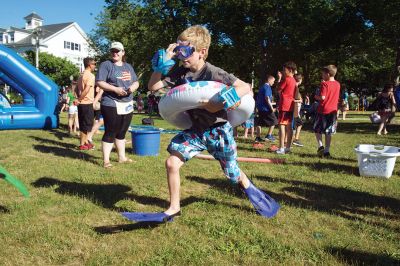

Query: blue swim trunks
[167,122,241,183]
[242,113,255,128]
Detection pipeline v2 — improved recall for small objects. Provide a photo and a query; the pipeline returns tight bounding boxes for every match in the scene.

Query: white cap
[110,41,124,51]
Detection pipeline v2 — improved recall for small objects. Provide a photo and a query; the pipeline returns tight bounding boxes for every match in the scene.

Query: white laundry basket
[354,144,400,178]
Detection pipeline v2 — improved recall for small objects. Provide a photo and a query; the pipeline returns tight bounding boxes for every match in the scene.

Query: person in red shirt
[276,61,297,154]
[313,65,341,158]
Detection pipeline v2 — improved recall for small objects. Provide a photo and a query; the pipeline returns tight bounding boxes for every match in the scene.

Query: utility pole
[32,28,42,69]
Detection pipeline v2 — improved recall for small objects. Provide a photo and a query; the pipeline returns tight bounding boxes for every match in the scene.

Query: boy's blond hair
[322,65,337,77]
[178,25,211,60]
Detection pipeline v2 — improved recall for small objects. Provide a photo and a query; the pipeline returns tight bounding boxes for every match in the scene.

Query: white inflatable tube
[158,81,255,129]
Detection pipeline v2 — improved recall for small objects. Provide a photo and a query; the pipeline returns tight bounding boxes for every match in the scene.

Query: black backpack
[142,118,154,125]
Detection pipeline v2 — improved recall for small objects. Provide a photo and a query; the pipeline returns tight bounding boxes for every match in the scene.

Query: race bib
[115,100,134,115]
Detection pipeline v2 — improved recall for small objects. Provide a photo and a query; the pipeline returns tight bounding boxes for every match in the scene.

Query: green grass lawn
[0,111,399,265]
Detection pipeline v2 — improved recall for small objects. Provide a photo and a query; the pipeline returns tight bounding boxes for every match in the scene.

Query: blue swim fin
[244,182,280,218]
[121,211,180,223]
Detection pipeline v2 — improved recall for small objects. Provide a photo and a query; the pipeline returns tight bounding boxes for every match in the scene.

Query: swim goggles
[173,45,195,60]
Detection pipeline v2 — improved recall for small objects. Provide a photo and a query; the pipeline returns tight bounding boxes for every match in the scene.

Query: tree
[91,0,398,94]
[24,51,80,87]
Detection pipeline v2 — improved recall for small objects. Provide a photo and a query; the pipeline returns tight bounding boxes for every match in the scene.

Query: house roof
[13,22,74,45]
[39,22,74,39]
[24,12,43,21]
[9,27,31,34]
[0,28,6,32]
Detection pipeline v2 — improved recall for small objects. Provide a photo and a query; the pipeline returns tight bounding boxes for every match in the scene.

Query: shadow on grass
[93,222,162,234]
[256,176,400,222]
[294,152,358,163]
[49,127,70,140]
[33,145,100,165]
[0,205,10,213]
[290,161,359,175]
[31,177,164,211]
[338,121,400,134]
[30,136,77,150]
[326,247,400,265]
[31,176,252,214]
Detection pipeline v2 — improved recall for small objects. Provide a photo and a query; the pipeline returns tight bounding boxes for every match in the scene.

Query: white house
[0,12,94,71]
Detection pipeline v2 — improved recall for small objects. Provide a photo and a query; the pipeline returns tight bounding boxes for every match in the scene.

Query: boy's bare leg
[238,171,250,189]
[233,127,238,138]
[164,153,185,215]
[256,126,262,138]
[244,128,248,138]
[68,116,73,134]
[285,124,293,149]
[315,133,323,147]
[325,134,332,152]
[80,132,88,146]
[279,124,285,148]
[88,119,104,142]
[295,125,302,140]
[250,127,254,138]
[267,125,275,135]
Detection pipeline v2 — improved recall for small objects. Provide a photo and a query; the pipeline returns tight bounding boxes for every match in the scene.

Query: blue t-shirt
[343,91,349,103]
[95,60,138,107]
[256,83,273,112]
[395,86,400,109]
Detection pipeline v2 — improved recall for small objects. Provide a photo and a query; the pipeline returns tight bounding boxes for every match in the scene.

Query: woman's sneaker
[254,137,263,143]
[275,148,286,155]
[292,139,304,147]
[265,134,275,142]
[78,144,90,150]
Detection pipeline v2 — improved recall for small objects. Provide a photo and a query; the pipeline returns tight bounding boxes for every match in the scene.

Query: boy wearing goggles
[138,25,279,222]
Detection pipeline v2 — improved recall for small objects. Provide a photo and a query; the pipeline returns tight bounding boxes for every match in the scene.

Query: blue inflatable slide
[0,44,58,130]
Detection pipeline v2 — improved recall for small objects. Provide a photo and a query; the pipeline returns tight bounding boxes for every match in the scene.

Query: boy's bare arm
[266,97,274,111]
[232,79,251,98]
[148,43,177,92]
[314,95,325,101]
[200,79,251,113]
[148,72,167,92]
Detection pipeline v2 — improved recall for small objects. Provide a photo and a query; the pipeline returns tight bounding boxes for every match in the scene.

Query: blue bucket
[130,128,161,156]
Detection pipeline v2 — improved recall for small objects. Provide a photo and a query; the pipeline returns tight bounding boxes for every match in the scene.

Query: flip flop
[121,211,181,223]
[244,181,280,218]
[103,162,113,169]
[118,158,134,163]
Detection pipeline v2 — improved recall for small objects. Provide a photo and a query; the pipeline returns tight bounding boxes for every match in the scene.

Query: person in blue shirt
[254,75,278,142]
[394,83,400,111]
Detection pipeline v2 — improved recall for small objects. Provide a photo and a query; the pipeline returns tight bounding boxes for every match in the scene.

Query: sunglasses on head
[173,45,195,60]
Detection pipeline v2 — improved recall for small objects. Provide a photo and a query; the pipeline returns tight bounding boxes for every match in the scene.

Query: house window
[64,41,71,49]
[10,33,14,42]
[64,42,82,51]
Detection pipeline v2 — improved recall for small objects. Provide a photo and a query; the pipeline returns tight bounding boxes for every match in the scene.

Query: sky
[0,0,106,34]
